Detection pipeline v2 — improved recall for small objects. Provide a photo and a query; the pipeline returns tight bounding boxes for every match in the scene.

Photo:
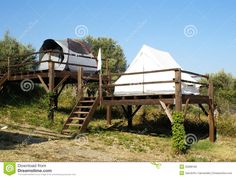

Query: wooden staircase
[61,96,99,135]
[0,73,8,91]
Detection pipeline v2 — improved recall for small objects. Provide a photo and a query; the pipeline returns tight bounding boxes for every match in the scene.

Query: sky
[0,0,236,75]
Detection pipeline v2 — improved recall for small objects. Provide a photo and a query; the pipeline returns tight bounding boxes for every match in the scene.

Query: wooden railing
[99,68,211,111]
[0,51,97,78]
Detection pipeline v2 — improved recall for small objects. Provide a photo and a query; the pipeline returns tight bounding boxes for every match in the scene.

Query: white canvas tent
[114,45,199,96]
[37,39,97,72]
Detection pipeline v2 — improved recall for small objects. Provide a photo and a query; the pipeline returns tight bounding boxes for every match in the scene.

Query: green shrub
[172,112,186,153]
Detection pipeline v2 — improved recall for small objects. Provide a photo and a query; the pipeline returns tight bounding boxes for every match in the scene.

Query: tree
[0,31,35,73]
[83,36,126,73]
[207,70,236,114]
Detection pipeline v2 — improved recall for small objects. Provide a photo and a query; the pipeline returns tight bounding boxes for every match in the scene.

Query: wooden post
[48,54,54,92]
[175,69,182,112]
[105,58,112,125]
[77,67,83,98]
[208,79,216,142]
[99,73,102,105]
[127,105,133,129]
[48,53,55,121]
[7,57,10,79]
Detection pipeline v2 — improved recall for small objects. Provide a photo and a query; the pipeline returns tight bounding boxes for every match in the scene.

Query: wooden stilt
[208,79,216,142]
[77,67,83,98]
[106,106,112,125]
[48,57,55,121]
[175,69,182,112]
[122,105,141,129]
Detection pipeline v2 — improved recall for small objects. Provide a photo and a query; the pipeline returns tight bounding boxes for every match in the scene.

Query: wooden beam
[53,74,70,91]
[208,100,216,142]
[48,61,55,92]
[103,98,175,106]
[37,74,49,93]
[160,100,173,123]
[183,98,190,119]
[198,104,208,116]
[175,69,182,112]
[208,79,216,142]
[77,67,83,97]
[131,105,142,118]
[106,106,112,125]
[57,83,66,97]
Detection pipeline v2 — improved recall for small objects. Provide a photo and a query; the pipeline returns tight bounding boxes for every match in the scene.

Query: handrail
[181,70,209,79]
[104,80,175,87]
[106,68,180,77]
[1,50,97,62]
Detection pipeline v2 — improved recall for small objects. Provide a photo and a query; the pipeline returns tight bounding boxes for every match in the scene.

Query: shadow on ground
[0,131,48,150]
[90,116,210,141]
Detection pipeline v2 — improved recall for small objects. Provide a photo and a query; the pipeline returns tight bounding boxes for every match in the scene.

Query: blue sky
[0,0,236,75]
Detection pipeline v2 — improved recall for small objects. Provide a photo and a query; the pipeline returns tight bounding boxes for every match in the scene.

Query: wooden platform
[0,51,216,142]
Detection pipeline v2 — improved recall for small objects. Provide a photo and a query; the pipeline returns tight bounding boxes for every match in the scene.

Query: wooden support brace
[198,104,208,116]
[121,105,141,129]
[37,74,49,93]
[183,98,190,119]
[160,100,173,123]
[54,74,70,92]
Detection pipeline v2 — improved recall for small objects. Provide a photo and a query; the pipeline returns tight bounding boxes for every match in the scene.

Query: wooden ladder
[61,96,99,135]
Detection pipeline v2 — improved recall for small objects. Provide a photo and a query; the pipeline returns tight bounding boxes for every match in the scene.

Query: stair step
[61,129,73,133]
[66,123,83,127]
[76,106,92,109]
[80,100,95,103]
[73,111,89,114]
[69,117,86,120]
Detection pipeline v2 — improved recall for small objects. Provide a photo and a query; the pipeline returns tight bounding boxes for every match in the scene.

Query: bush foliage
[172,112,186,153]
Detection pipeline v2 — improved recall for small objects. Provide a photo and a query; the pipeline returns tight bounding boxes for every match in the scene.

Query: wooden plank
[108,68,179,77]
[37,74,49,93]
[160,100,173,123]
[102,98,174,106]
[106,80,174,88]
[181,79,208,86]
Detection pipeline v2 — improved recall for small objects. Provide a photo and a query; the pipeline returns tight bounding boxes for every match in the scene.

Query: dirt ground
[0,127,236,162]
